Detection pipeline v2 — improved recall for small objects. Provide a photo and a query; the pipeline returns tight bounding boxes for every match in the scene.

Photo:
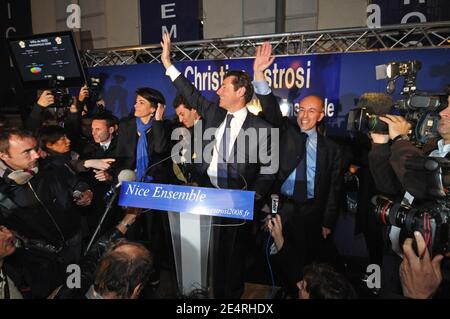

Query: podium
[118,182,254,298]
[167,212,212,296]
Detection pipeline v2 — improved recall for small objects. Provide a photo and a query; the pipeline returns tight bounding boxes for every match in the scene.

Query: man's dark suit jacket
[114,115,173,183]
[81,135,118,160]
[172,75,275,199]
[79,136,121,235]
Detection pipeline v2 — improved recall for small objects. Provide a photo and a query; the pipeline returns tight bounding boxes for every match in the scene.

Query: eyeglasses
[298,108,323,115]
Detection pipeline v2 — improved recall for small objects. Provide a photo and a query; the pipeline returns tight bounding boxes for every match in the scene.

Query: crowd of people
[0,36,448,299]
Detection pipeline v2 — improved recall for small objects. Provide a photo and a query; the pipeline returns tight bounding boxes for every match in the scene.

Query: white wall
[203,0,243,38]
[203,0,367,39]
[30,0,56,34]
[318,0,367,30]
[30,0,369,48]
[30,0,140,49]
[105,0,140,48]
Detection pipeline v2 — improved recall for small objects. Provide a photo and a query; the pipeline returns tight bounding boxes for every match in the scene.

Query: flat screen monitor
[7,31,86,89]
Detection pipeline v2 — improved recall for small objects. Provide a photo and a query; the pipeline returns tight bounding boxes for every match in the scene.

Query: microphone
[271,194,279,216]
[105,169,136,198]
[85,169,135,256]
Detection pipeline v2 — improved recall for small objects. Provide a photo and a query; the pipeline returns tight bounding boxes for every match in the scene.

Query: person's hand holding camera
[78,85,89,103]
[379,115,412,141]
[37,90,54,108]
[399,231,444,299]
[160,32,173,70]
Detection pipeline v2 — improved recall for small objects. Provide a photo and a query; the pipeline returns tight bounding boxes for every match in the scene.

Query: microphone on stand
[104,169,136,199]
[84,169,136,256]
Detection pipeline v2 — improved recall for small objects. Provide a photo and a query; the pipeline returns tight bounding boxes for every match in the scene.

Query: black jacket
[0,163,88,298]
[172,74,275,200]
[54,227,125,299]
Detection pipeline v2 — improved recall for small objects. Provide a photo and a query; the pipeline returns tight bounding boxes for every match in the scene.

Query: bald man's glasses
[299,108,323,115]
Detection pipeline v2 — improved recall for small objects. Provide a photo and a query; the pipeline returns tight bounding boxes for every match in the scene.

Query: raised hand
[78,85,89,102]
[160,32,173,69]
[37,90,55,108]
[253,42,275,81]
[155,103,166,121]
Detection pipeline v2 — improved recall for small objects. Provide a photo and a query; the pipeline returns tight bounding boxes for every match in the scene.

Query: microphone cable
[265,222,277,298]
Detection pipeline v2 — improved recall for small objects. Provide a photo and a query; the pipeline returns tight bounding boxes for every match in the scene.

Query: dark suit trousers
[211,216,251,299]
[279,198,341,269]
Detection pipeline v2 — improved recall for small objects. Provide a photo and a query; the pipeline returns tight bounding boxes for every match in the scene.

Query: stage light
[279,98,293,117]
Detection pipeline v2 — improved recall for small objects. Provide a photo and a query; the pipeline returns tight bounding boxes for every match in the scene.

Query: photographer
[0,129,93,298]
[368,94,450,298]
[24,90,80,133]
[77,84,106,117]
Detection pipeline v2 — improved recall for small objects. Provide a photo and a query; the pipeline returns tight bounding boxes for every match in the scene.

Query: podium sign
[118,182,255,220]
[118,182,255,296]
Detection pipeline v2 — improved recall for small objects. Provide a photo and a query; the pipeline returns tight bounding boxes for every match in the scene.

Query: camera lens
[372,195,413,228]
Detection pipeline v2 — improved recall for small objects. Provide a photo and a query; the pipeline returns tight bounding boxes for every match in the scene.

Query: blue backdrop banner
[118,182,255,220]
[87,47,450,136]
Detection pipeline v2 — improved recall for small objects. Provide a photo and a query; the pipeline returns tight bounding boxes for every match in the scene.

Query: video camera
[347,60,448,144]
[47,75,73,108]
[83,76,105,115]
[372,156,450,257]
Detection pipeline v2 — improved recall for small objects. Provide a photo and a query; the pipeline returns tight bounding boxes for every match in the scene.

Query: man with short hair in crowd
[81,113,121,237]
[172,94,203,184]
[0,128,92,298]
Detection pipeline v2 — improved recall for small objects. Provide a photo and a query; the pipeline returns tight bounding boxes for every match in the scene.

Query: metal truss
[81,21,450,67]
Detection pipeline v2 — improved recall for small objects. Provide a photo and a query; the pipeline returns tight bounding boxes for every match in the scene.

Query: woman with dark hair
[114,87,174,288]
[115,87,172,182]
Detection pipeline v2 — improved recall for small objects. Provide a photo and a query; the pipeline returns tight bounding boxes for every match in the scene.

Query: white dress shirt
[100,139,112,151]
[207,107,248,187]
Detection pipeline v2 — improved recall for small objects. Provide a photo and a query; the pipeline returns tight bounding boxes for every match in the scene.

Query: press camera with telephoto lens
[373,156,450,256]
[373,195,449,256]
[347,60,448,144]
